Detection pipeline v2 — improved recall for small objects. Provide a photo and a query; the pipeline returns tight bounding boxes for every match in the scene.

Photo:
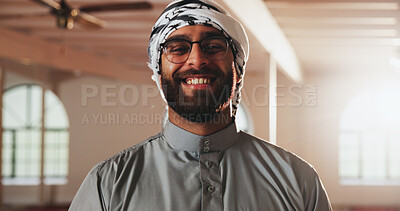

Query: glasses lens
[201,37,228,60]
[162,37,229,64]
[164,40,191,64]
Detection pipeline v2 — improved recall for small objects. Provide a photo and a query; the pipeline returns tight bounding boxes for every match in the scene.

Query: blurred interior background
[0,0,399,210]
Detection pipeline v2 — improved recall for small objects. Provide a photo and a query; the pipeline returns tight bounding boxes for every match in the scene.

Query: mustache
[173,69,224,80]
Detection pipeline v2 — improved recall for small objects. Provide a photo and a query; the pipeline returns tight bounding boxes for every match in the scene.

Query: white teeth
[185,78,212,85]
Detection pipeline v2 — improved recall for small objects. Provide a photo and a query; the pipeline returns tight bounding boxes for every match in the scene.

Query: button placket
[200,152,223,210]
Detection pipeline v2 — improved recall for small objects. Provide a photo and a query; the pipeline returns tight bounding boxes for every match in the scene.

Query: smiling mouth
[182,76,217,85]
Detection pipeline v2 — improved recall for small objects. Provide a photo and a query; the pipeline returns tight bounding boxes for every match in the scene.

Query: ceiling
[0,0,170,73]
[265,0,400,74]
[0,0,399,80]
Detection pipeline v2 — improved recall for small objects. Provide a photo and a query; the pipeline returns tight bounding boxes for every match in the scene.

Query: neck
[168,108,233,136]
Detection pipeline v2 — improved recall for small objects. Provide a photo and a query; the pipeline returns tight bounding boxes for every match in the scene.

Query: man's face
[160,25,237,123]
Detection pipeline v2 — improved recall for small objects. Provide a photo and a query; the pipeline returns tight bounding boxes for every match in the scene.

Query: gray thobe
[69,121,332,211]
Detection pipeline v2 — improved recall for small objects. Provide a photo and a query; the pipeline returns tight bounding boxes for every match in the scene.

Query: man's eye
[167,43,190,55]
[170,47,188,52]
[204,44,225,54]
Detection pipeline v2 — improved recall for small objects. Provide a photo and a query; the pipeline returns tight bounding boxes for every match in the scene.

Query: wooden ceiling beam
[0,21,154,32]
[0,21,57,28]
[45,37,148,44]
[0,11,159,22]
[285,28,397,37]
[289,37,396,47]
[275,17,397,25]
[269,9,400,18]
[96,51,147,59]
[264,0,399,3]
[278,23,398,30]
[34,31,148,39]
[0,18,154,26]
[0,6,47,13]
[6,26,151,34]
[55,39,148,46]
[93,45,146,52]
[1,25,152,34]
[266,2,398,10]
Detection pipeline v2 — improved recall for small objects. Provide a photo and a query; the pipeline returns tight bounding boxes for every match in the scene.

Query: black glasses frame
[161,36,231,64]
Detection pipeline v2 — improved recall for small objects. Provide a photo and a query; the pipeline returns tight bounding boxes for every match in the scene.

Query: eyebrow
[203,31,225,38]
[166,34,191,42]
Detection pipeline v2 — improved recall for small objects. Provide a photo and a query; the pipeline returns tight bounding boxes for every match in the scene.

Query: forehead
[167,25,224,40]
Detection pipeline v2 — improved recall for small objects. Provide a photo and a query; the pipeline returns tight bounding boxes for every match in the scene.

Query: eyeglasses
[161,36,230,64]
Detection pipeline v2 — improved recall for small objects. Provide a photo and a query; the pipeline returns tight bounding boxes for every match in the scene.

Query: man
[70,0,332,210]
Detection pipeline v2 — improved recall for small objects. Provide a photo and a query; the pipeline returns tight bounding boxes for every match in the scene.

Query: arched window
[2,84,69,185]
[339,88,400,185]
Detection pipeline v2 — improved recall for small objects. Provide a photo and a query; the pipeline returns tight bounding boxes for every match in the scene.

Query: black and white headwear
[147,0,249,117]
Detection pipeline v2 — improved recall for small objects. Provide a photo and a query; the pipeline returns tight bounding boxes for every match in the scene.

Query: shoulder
[237,131,318,178]
[236,131,327,200]
[90,132,163,177]
[237,132,332,209]
[70,133,164,209]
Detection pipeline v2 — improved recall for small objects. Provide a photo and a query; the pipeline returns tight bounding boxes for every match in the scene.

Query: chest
[107,152,304,211]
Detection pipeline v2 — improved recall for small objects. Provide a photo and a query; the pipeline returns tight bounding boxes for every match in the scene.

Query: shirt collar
[163,120,240,153]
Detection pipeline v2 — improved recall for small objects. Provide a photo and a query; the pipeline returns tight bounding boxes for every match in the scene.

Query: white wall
[58,74,166,204]
[241,72,269,140]
[278,69,400,207]
[277,70,303,154]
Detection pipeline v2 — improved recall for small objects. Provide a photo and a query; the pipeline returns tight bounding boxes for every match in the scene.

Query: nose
[186,43,209,69]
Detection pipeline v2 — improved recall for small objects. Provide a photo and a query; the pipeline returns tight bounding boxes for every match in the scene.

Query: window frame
[338,89,400,186]
[2,84,70,186]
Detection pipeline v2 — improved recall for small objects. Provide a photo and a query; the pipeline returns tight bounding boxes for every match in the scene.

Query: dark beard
[161,68,234,123]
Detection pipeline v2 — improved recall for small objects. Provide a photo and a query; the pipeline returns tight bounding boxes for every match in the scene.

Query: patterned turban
[147,0,249,117]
